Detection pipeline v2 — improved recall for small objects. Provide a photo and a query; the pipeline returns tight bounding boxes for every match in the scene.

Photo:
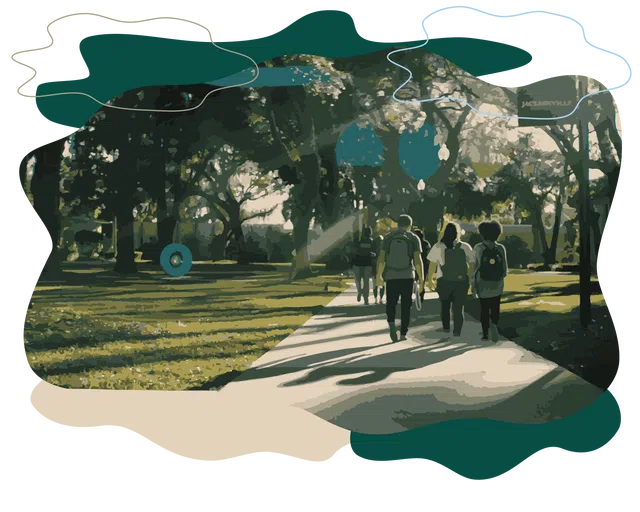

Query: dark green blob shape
[35,10,532,128]
[350,391,620,480]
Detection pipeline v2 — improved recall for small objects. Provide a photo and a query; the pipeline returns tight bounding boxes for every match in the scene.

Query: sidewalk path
[227,284,603,434]
[31,282,606,459]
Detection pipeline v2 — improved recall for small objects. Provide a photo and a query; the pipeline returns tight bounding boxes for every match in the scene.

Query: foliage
[502,235,534,269]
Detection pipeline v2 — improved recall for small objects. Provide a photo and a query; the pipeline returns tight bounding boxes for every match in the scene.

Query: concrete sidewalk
[227,284,603,434]
[30,283,606,459]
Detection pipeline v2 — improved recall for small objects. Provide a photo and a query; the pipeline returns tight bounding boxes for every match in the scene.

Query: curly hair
[478,220,502,242]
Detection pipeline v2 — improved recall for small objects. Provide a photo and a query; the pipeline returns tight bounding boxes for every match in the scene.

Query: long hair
[441,223,459,249]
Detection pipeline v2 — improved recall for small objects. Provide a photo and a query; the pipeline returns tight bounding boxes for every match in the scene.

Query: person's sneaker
[388,323,398,343]
[490,323,499,342]
[357,292,362,302]
[453,331,461,337]
[399,334,408,341]
[364,299,369,305]
[481,335,489,341]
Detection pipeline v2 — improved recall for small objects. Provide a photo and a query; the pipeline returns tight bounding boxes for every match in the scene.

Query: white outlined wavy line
[8,9,221,103]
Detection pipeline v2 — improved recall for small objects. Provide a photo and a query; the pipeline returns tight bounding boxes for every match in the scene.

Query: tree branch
[241,205,278,222]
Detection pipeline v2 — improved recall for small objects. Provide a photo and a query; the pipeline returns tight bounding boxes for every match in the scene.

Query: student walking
[352,227,376,305]
[426,222,474,336]
[372,234,385,304]
[472,220,508,342]
[413,229,431,303]
[376,215,424,342]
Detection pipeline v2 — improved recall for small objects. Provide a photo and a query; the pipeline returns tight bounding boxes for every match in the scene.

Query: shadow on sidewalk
[226,294,489,388]
[338,365,604,434]
[230,338,483,387]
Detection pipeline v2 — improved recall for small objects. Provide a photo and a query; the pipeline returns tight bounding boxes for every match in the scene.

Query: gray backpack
[386,232,413,271]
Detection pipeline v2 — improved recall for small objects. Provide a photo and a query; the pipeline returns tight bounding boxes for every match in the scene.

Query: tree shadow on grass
[31,335,284,378]
[466,298,618,390]
[529,280,602,296]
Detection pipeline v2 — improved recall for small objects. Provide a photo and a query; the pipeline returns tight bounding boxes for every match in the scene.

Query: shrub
[242,233,269,263]
[502,235,534,269]
[265,228,294,262]
[180,234,207,261]
[462,232,483,248]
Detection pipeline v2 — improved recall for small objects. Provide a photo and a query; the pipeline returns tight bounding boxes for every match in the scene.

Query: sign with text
[517,76,579,127]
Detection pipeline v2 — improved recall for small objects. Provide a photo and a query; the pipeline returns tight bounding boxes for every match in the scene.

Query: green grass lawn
[466,270,618,390]
[25,262,349,390]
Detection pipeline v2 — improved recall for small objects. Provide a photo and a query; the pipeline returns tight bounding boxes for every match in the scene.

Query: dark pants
[437,278,469,335]
[372,263,384,299]
[386,279,414,335]
[480,295,501,337]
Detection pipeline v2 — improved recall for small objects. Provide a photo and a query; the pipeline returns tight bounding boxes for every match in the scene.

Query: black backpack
[357,239,375,257]
[352,238,375,266]
[479,243,504,281]
[441,243,468,281]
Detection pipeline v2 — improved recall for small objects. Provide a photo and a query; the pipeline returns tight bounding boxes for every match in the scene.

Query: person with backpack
[372,234,385,304]
[352,226,376,305]
[413,229,431,303]
[426,222,474,336]
[376,215,424,342]
[472,220,508,341]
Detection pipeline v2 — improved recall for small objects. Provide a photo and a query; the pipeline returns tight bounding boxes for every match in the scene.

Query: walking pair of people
[425,220,507,341]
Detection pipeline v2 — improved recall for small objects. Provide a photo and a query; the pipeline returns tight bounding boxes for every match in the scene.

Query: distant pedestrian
[372,234,385,304]
[352,227,376,305]
[473,220,508,342]
[426,222,474,336]
[413,229,431,302]
[377,215,424,342]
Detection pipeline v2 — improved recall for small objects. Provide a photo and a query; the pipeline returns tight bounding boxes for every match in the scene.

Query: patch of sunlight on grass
[26,266,349,390]
[37,337,288,391]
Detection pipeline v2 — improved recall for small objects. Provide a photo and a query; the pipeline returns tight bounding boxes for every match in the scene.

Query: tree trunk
[290,155,320,278]
[375,129,411,219]
[155,181,176,262]
[606,167,619,206]
[577,112,592,326]
[31,138,66,278]
[590,206,603,262]
[547,182,566,266]
[157,216,177,249]
[220,196,247,264]
[532,203,550,268]
[232,224,248,264]
[318,145,343,229]
[409,193,445,244]
[209,232,227,261]
[113,156,138,274]
[292,208,313,278]
[113,203,137,274]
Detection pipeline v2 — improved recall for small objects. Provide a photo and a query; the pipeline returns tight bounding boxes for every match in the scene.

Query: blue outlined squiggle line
[387,7,632,121]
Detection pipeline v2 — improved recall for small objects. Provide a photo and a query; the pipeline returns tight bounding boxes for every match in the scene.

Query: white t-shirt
[427,241,474,279]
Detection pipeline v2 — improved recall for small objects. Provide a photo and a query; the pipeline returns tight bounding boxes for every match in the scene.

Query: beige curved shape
[31,381,349,461]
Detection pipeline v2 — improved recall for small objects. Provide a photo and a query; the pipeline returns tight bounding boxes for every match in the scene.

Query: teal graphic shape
[160,244,193,277]
[33,11,532,127]
[351,391,620,479]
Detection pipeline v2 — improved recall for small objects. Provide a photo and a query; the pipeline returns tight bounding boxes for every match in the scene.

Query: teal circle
[160,244,192,277]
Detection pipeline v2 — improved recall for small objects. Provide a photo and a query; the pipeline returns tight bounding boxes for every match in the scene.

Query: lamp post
[576,76,592,326]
